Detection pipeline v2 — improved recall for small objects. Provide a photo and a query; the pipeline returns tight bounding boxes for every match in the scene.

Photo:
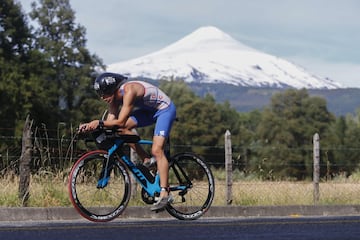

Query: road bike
[68,128,215,222]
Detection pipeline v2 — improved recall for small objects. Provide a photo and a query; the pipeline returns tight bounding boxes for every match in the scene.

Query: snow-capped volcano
[107,26,342,89]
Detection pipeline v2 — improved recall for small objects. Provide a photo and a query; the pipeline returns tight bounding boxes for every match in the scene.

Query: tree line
[2,0,360,180]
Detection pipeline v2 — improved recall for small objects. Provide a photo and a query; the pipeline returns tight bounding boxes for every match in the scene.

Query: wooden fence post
[313,133,320,204]
[19,115,33,206]
[225,130,233,205]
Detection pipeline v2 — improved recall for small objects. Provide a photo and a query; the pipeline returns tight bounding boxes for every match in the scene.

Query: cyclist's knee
[121,128,132,134]
[151,146,165,160]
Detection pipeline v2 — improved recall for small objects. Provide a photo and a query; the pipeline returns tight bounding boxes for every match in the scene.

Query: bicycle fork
[97,154,113,189]
[97,139,122,188]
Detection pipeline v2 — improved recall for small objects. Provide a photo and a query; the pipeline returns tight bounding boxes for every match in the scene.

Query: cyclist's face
[101,94,114,104]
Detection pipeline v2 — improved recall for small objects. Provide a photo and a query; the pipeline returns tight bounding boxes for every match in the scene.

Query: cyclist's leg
[152,135,168,198]
[152,103,176,198]
[124,110,154,161]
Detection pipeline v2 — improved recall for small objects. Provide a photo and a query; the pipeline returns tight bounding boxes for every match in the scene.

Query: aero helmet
[94,72,127,96]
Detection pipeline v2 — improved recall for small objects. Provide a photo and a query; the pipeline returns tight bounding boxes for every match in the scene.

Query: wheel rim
[69,151,131,222]
[166,153,215,220]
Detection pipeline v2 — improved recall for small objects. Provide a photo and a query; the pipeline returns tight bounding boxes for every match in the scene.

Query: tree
[29,0,103,129]
[254,89,335,180]
[0,0,35,136]
[328,111,360,176]
[231,110,262,173]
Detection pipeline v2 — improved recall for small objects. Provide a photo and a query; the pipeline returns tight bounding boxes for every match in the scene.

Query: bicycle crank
[141,188,157,204]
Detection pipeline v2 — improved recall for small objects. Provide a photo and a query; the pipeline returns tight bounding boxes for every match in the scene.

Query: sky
[19,0,360,88]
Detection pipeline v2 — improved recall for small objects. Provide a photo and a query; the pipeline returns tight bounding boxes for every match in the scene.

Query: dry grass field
[2,170,360,207]
[215,181,360,206]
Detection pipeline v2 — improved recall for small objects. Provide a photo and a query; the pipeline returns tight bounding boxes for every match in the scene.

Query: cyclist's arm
[79,105,119,132]
[104,84,137,128]
[106,104,118,121]
[79,84,138,132]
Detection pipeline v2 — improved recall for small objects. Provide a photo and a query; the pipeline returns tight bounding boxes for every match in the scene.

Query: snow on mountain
[107,26,342,89]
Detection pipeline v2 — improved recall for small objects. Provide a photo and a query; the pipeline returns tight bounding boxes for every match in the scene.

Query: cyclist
[79,72,177,211]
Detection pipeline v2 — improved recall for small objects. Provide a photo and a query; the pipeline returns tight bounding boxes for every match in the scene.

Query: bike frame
[98,139,161,197]
[97,138,187,198]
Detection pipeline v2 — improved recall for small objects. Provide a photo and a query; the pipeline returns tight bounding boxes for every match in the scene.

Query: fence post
[313,133,320,204]
[225,130,233,205]
[19,115,33,206]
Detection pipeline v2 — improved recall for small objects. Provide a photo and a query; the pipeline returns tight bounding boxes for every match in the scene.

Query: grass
[214,181,360,206]
[0,170,71,207]
[2,170,360,207]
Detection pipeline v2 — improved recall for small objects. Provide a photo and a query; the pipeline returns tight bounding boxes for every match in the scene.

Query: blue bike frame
[97,137,187,197]
[97,138,160,196]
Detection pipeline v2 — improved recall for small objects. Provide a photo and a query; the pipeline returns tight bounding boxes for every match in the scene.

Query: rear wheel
[68,150,131,222]
[166,152,215,220]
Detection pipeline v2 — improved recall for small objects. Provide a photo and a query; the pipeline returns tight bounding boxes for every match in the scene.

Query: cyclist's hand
[78,123,88,133]
[78,120,99,133]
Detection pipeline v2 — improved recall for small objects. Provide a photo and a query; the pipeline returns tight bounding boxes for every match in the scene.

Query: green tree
[329,111,360,176]
[231,110,262,173]
[1,0,25,135]
[29,0,103,128]
[254,89,335,180]
[0,0,45,136]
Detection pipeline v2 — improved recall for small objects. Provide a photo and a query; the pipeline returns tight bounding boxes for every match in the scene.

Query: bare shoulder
[123,81,145,96]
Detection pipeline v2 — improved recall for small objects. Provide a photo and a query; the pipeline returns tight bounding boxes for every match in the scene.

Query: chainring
[141,188,157,204]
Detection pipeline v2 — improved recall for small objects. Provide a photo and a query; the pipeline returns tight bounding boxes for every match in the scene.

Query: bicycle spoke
[166,153,215,220]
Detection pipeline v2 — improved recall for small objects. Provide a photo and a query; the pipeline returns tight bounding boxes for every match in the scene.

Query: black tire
[68,150,131,222]
[166,152,215,220]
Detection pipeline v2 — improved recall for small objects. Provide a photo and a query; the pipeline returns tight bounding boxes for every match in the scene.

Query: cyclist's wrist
[99,120,104,129]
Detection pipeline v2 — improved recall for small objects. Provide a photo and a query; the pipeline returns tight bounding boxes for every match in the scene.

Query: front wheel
[166,152,215,220]
[68,150,131,222]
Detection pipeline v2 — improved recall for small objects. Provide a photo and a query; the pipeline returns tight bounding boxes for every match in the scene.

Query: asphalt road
[1,216,360,240]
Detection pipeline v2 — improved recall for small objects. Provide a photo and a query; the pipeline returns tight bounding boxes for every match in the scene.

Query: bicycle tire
[166,152,215,220]
[68,150,131,222]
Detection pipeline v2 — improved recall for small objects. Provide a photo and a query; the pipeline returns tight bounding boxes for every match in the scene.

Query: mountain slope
[187,82,360,115]
[107,26,342,89]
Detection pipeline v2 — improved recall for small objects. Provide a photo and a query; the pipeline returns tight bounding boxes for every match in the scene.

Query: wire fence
[2,134,360,207]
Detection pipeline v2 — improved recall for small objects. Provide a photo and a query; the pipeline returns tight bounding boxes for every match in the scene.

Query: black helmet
[94,72,127,96]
